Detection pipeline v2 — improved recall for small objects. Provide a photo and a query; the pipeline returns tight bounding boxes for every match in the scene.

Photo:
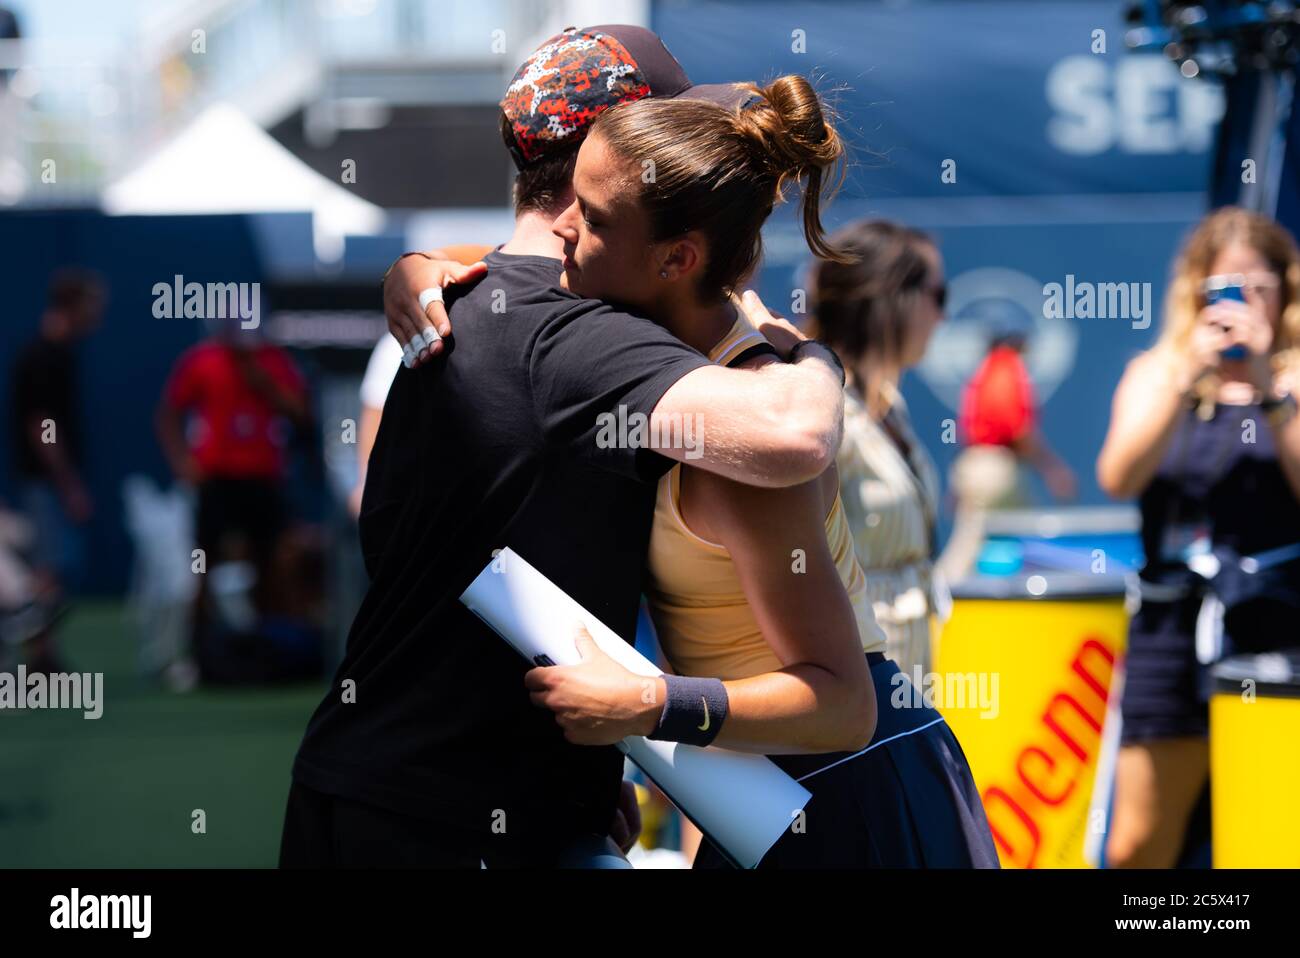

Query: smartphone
[1206,283,1248,359]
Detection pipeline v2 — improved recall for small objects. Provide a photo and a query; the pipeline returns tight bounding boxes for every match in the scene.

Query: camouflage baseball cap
[500,24,753,169]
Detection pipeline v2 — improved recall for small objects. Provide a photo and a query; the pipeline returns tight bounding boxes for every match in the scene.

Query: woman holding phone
[1097,207,1300,868]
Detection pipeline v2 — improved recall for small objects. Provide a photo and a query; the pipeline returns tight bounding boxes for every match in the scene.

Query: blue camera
[1207,283,1249,360]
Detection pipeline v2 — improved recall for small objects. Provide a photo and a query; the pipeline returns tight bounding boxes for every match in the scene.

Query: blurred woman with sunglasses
[809,221,948,677]
[1098,206,1300,867]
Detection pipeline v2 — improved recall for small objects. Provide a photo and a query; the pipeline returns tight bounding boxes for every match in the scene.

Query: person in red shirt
[959,338,1036,447]
[156,321,311,680]
[937,325,1076,580]
[159,328,308,485]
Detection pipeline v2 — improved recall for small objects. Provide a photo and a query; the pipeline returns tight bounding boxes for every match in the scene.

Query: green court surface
[0,603,327,867]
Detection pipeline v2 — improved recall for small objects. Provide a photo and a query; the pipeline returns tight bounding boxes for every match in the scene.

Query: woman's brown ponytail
[592,74,853,302]
[733,75,849,264]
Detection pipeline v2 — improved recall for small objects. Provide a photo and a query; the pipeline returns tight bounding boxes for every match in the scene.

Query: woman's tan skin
[1099,240,1300,868]
[1107,737,1209,868]
[521,129,876,756]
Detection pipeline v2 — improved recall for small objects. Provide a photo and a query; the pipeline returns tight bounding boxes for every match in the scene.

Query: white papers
[459,547,810,869]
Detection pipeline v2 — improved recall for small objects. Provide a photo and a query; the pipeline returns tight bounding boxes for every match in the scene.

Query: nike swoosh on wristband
[697,697,710,732]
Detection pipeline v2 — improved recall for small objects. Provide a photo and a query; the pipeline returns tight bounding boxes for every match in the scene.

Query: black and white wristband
[647,675,729,747]
[788,338,846,388]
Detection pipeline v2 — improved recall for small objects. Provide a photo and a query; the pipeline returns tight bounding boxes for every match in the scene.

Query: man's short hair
[501,113,578,215]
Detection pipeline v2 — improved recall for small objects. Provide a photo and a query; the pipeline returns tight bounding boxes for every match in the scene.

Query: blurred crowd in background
[3,0,1300,869]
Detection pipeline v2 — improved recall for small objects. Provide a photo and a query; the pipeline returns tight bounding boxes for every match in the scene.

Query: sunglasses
[923,283,947,310]
[1202,272,1280,298]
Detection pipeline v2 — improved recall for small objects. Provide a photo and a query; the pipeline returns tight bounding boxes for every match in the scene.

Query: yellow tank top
[646,315,887,681]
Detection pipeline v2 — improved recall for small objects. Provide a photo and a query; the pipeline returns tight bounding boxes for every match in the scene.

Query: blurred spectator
[937,314,1076,581]
[155,320,312,684]
[1097,207,1300,868]
[810,220,946,676]
[0,507,34,613]
[0,503,43,669]
[121,475,197,687]
[8,268,104,672]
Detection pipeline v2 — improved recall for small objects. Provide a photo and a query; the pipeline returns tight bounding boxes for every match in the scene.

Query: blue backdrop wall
[654,0,1220,525]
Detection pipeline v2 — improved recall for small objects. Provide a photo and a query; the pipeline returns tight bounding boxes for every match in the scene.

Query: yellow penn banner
[935,595,1128,868]
[1211,686,1300,867]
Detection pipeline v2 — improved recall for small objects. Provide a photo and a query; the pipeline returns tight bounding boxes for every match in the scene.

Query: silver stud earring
[660,270,668,278]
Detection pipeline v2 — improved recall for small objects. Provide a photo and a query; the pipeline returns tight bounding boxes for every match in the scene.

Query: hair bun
[736,75,842,184]
[732,75,850,264]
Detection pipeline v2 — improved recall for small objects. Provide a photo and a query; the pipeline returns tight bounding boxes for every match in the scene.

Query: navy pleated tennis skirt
[694,653,1001,869]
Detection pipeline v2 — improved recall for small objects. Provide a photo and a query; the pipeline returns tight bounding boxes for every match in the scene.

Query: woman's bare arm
[664,465,876,754]
[523,465,876,752]
[1097,352,1198,499]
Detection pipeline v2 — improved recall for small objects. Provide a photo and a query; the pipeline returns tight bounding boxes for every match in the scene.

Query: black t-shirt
[10,337,80,479]
[291,252,711,837]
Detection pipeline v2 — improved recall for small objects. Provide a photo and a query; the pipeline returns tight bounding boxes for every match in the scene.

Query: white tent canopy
[102,103,385,262]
